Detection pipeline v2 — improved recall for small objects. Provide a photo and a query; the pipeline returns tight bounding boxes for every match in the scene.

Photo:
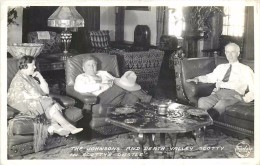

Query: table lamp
[48,6,84,54]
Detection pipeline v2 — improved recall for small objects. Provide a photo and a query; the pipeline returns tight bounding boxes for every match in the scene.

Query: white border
[1,0,260,165]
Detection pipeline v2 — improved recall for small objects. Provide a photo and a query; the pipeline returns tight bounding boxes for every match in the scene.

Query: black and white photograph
[1,0,260,165]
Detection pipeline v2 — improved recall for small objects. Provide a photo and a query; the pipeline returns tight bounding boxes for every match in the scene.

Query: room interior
[6,5,256,159]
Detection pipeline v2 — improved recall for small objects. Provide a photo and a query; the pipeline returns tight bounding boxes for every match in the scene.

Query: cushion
[27,31,62,54]
[223,115,254,131]
[64,107,83,123]
[89,30,110,48]
[12,118,35,135]
[224,102,254,122]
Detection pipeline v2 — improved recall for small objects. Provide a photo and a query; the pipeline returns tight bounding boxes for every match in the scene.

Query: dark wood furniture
[183,33,205,58]
[36,51,78,71]
[110,41,157,52]
[106,102,213,158]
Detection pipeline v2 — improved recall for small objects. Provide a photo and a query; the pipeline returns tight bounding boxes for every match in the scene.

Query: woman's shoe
[70,128,83,134]
[47,126,55,135]
[63,125,83,135]
[48,124,70,136]
[55,128,70,136]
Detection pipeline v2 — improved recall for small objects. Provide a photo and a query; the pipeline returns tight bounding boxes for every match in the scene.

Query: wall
[7,7,23,44]
[124,7,157,45]
[10,7,157,45]
[100,7,116,41]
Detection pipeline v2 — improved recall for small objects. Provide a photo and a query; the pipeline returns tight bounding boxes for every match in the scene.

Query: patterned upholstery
[27,31,62,55]
[89,30,110,53]
[114,49,164,95]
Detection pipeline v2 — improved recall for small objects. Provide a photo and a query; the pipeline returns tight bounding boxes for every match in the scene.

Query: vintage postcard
[1,0,260,165]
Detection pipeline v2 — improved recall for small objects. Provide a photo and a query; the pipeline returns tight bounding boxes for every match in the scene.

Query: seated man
[186,43,254,115]
[74,56,152,106]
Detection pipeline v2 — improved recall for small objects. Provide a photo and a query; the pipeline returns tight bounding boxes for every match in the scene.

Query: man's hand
[215,80,222,90]
[186,78,199,84]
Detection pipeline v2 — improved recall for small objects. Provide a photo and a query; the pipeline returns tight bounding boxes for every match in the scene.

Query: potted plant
[184,6,224,37]
[8,8,19,26]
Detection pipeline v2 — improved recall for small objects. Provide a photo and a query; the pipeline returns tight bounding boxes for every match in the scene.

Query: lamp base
[61,29,72,54]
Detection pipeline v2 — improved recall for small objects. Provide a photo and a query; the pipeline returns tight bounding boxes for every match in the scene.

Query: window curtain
[243,6,254,60]
[156,6,169,45]
[115,7,125,42]
[71,7,100,53]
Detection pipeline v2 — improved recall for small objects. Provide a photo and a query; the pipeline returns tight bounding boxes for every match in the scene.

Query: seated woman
[74,56,152,106]
[7,56,83,137]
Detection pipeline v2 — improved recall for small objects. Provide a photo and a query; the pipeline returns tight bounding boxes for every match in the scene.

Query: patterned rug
[22,129,254,159]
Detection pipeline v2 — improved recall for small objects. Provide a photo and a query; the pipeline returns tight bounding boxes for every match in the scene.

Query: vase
[134,25,151,48]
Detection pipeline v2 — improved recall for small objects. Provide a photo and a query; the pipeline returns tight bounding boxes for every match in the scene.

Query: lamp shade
[48,6,84,28]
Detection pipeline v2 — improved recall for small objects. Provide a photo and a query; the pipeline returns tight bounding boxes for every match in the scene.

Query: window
[222,6,245,37]
[168,7,185,38]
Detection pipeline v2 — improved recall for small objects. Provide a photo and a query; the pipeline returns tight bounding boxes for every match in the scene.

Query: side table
[36,51,79,94]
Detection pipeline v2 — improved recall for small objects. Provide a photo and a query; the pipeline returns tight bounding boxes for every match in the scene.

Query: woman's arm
[32,71,49,94]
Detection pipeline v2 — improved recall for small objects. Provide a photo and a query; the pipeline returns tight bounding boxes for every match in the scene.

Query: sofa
[7,58,83,158]
[172,55,254,140]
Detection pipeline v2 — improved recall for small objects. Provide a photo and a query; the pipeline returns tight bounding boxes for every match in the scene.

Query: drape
[115,7,125,42]
[156,6,169,46]
[243,6,254,60]
[72,7,100,53]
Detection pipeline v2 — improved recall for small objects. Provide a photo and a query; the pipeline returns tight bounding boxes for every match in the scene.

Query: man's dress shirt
[74,71,114,96]
[197,61,254,103]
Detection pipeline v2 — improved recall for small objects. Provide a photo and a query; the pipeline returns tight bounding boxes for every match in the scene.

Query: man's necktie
[222,64,232,82]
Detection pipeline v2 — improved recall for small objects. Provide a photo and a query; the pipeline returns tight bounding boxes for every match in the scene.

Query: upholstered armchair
[65,53,127,137]
[113,49,164,95]
[27,31,63,55]
[173,55,254,140]
[7,58,83,158]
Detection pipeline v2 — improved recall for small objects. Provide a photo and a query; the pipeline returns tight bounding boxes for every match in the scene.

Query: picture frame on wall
[125,6,151,11]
